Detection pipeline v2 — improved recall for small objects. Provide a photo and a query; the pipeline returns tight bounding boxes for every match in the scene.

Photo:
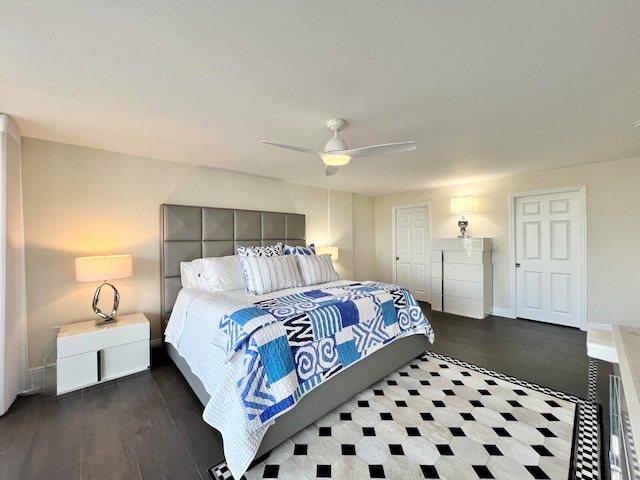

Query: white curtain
[0,114,28,415]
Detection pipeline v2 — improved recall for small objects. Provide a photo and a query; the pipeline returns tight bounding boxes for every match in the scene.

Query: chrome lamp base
[92,282,120,326]
[95,316,118,327]
[458,216,469,238]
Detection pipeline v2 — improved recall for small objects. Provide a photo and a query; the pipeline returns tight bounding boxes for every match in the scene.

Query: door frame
[508,186,588,330]
[391,203,432,302]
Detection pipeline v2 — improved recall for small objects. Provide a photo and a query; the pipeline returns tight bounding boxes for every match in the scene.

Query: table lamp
[315,246,339,260]
[450,196,477,238]
[75,254,133,325]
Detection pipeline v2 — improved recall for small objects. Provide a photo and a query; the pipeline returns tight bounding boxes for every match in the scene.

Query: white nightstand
[56,312,150,395]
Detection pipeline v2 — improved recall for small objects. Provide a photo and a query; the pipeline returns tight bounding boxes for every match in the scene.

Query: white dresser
[431,238,493,319]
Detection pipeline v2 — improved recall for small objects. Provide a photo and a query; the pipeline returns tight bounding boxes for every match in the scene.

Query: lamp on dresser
[450,196,477,238]
[75,254,133,326]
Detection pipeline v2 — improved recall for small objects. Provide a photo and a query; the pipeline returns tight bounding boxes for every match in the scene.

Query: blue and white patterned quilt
[219,281,434,430]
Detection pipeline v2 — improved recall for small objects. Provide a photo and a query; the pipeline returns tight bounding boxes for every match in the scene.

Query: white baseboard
[150,338,163,348]
[587,322,612,331]
[492,307,516,319]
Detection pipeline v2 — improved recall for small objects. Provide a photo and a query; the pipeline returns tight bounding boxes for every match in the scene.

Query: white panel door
[396,206,430,302]
[515,191,582,327]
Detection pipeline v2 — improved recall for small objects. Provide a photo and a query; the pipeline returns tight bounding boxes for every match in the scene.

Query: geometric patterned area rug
[209,351,600,480]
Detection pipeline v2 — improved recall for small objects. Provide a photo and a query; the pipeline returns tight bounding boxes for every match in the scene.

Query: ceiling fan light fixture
[321,153,351,166]
[262,117,416,176]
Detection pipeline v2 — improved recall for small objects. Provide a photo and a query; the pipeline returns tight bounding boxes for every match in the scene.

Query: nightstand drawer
[58,321,148,357]
[57,351,98,394]
[101,339,149,381]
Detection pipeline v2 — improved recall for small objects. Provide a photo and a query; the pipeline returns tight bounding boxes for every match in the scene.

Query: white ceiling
[2,1,640,196]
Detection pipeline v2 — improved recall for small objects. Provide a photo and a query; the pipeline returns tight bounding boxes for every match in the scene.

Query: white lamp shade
[315,246,339,260]
[450,196,477,214]
[75,255,133,282]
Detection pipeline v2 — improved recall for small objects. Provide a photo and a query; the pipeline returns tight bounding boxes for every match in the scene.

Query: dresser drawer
[442,296,485,319]
[443,263,485,282]
[443,279,484,301]
[443,250,489,265]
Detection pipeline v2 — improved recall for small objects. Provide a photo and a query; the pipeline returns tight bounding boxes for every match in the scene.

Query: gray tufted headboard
[160,204,306,322]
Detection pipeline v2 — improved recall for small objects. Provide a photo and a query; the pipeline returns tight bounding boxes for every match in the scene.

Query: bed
[160,204,434,478]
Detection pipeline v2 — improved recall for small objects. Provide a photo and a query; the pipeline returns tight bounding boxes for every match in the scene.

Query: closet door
[515,191,582,328]
[395,206,430,302]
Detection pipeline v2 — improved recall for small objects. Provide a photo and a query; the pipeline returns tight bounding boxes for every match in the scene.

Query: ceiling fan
[262,118,417,176]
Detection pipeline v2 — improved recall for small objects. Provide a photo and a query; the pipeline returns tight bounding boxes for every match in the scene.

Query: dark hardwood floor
[0,306,612,480]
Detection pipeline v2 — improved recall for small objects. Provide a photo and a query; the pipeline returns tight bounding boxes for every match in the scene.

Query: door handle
[396,257,399,261]
[516,263,520,268]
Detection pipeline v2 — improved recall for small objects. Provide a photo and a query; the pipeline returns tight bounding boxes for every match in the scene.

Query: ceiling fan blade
[261,141,318,155]
[341,141,417,159]
[325,165,340,176]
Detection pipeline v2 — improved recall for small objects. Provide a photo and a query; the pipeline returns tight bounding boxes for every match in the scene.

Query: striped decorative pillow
[297,254,341,286]
[240,254,304,295]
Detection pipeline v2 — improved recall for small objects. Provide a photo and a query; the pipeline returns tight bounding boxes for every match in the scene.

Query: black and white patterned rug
[209,351,600,480]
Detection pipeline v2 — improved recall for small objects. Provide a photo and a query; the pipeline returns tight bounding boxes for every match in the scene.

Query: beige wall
[22,136,639,368]
[21,139,359,368]
[353,194,376,281]
[376,156,640,328]
[328,189,353,280]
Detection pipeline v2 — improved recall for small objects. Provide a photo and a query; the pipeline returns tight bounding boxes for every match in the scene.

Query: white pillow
[297,254,341,286]
[240,255,304,295]
[180,255,247,292]
[196,255,247,291]
[180,261,199,289]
